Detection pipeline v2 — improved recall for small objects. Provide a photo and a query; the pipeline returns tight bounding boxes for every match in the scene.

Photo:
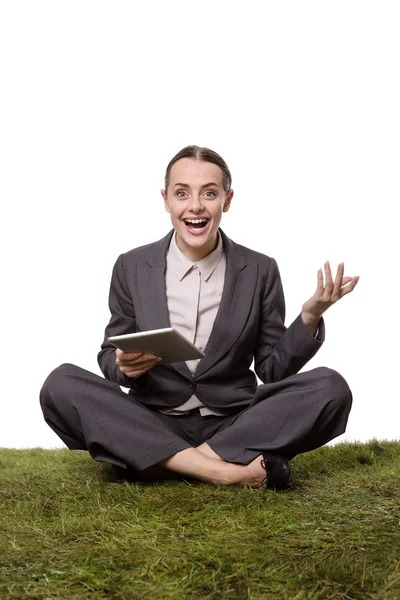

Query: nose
[188,195,204,213]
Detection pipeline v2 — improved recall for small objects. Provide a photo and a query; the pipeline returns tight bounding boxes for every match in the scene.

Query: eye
[176,190,186,198]
[204,190,216,198]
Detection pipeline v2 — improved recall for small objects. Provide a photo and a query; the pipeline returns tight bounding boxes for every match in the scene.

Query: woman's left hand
[301,261,360,334]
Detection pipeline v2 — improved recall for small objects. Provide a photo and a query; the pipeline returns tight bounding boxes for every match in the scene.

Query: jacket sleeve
[254,258,324,384]
[97,254,144,387]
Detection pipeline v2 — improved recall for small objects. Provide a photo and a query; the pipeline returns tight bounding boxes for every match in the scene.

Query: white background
[1,1,399,449]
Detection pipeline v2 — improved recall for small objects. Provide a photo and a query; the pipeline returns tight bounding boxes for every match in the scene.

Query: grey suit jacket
[97,228,324,410]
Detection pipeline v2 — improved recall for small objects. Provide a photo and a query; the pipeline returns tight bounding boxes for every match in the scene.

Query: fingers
[339,276,360,298]
[324,261,335,295]
[115,348,142,361]
[320,261,360,303]
[115,349,162,377]
[331,262,344,301]
[119,357,162,378]
[341,276,353,286]
[116,349,159,365]
[123,360,160,378]
[304,261,359,320]
[317,267,324,291]
[119,356,161,369]
[333,262,344,285]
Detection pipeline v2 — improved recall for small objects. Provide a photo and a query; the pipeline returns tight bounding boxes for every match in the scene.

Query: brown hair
[164,145,232,193]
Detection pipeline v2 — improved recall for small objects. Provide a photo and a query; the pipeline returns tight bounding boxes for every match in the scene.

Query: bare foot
[194,446,265,487]
[196,442,224,460]
[133,448,267,489]
[217,455,267,488]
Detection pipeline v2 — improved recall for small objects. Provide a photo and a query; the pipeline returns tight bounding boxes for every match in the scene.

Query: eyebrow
[173,182,219,189]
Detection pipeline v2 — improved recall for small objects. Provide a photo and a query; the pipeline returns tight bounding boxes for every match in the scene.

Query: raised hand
[301,261,359,334]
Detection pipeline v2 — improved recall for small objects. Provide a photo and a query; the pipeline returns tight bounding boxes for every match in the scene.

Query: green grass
[1,440,399,599]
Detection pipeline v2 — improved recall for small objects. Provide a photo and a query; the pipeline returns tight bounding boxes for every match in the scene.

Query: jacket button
[188,382,195,389]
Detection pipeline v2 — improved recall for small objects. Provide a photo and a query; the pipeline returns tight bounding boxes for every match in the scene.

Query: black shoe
[261,453,291,490]
[112,465,136,482]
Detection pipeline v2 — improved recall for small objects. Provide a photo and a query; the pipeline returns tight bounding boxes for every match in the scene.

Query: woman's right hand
[115,348,162,378]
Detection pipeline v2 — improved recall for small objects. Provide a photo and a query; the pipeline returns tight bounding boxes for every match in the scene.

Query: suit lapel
[136,228,257,381]
[194,230,257,378]
[136,231,171,331]
[137,230,193,380]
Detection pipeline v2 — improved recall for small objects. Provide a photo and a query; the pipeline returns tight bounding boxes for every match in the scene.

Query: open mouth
[183,218,209,233]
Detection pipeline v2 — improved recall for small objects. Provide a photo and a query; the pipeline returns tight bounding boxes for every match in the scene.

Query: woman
[40,145,359,490]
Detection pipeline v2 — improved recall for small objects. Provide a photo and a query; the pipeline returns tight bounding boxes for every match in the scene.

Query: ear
[161,189,170,213]
[222,189,234,213]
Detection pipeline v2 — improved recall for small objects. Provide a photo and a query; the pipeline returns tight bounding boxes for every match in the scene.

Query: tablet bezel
[108,328,205,364]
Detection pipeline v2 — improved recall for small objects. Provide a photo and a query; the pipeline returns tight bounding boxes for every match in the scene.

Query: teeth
[185,219,208,224]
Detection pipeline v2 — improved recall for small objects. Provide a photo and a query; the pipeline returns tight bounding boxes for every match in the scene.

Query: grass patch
[1,440,399,599]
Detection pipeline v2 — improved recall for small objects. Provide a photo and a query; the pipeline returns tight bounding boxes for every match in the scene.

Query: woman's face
[161,158,233,261]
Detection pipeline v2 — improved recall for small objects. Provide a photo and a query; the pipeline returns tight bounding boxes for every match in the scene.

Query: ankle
[196,442,224,461]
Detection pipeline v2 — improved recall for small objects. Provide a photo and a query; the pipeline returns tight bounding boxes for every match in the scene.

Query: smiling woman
[39,144,359,491]
[161,147,234,262]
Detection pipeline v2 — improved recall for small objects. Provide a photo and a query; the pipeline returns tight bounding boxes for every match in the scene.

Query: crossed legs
[40,364,352,488]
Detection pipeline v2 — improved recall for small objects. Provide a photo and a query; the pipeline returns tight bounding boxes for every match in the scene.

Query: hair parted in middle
[164,145,232,194]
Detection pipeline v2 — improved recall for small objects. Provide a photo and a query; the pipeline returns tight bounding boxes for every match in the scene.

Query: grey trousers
[39,364,352,471]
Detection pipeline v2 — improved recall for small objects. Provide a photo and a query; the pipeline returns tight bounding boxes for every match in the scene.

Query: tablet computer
[108,328,205,365]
